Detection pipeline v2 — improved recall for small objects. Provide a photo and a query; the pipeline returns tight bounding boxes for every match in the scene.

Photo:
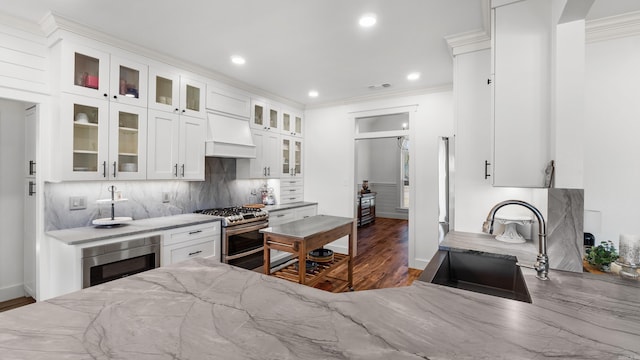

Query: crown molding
[445,29,491,56]
[586,10,640,43]
[304,84,453,111]
[38,12,304,109]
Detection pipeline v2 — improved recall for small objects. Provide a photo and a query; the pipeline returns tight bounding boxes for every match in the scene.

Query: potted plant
[586,240,619,272]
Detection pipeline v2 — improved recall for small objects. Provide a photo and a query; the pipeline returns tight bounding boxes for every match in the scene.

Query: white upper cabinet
[236,129,280,179]
[60,43,148,108]
[179,76,206,119]
[250,100,279,131]
[109,56,148,107]
[280,136,303,178]
[58,93,147,181]
[281,110,303,137]
[108,102,147,180]
[149,66,206,119]
[59,93,109,180]
[147,109,204,180]
[491,0,552,187]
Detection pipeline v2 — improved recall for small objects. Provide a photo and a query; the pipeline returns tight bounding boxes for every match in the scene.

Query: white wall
[584,33,640,245]
[0,99,26,301]
[0,17,48,95]
[305,90,454,268]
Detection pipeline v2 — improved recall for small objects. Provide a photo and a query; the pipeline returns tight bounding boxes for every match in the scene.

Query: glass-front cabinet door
[293,139,302,176]
[282,112,291,134]
[149,67,180,112]
[61,94,109,180]
[251,100,266,130]
[294,114,303,137]
[64,44,110,99]
[110,56,148,107]
[281,137,291,176]
[179,77,206,119]
[269,105,279,131]
[109,103,147,180]
[280,136,302,177]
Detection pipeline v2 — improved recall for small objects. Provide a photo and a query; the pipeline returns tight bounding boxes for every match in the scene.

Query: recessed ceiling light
[359,14,377,27]
[231,55,246,65]
[308,90,319,98]
[407,72,421,81]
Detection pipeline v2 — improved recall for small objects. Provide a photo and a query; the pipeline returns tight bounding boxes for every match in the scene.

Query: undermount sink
[419,249,532,303]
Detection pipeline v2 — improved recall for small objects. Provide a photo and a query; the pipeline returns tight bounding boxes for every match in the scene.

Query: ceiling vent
[368,83,391,90]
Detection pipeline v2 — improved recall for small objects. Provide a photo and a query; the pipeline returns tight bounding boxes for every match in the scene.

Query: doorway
[0,98,36,302]
[353,110,412,281]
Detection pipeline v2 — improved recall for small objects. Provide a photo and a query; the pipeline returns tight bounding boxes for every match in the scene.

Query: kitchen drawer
[269,210,296,226]
[164,222,220,246]
[281,178,303,188]
[163,238,216,266]
[281,186,303,197]
[280,193,304,204]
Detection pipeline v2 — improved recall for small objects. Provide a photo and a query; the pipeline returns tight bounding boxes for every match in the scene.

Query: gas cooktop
[195,207,268,226]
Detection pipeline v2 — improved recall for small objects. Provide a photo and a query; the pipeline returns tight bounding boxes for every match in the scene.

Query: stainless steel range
[195,207,269,270]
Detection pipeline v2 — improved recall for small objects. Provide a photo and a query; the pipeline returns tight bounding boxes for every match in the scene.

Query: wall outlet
[162,192,170,203]
[69,196,87,210]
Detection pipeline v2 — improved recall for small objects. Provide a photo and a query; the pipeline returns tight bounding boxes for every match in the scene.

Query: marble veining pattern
[0,257,638,359]
[546,189,584,273]
[45,158,279,231]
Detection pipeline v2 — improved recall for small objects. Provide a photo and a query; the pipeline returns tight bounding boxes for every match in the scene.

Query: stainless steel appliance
[195,207,268,270]
[81,236,160,288]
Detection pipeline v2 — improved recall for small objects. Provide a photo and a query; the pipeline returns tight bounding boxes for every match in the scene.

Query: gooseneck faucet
[482,200,549,280]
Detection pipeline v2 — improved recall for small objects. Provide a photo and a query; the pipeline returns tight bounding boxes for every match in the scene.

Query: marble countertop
[1,253,639,359]
[47,214,222,245]
[264,201,318,213]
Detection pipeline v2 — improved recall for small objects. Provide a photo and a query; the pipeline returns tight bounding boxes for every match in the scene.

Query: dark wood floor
[314,217,423,292]
[0,296,35,313]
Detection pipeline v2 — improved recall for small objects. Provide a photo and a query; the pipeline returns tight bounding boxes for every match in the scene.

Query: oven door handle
[223,221,269,236]
[224,246,264,261]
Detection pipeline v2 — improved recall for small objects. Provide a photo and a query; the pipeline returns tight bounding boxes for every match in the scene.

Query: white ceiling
[1,1,639,107]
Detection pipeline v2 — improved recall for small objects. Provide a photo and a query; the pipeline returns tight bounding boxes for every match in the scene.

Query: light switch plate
[69,196,87,210]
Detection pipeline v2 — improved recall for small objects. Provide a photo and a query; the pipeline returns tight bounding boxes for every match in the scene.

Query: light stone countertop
[0,254,638,359]
[46,214,222,245]
[261,215,353,239]
[264,201,318,213]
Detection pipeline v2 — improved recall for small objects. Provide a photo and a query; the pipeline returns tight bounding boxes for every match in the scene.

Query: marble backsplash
[45,158,279,231]
[546,188,584,273]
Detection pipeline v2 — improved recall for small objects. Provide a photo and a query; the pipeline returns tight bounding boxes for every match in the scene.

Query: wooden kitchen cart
[261,215,355,290]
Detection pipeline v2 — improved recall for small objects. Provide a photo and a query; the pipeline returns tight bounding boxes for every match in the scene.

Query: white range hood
[205,111,256,158]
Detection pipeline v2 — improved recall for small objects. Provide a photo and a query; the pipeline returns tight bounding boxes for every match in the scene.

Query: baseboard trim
[0,284,26,302]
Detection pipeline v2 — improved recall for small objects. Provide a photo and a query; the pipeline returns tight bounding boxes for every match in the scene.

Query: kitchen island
[0,252,638,359]
[262,215,354,288]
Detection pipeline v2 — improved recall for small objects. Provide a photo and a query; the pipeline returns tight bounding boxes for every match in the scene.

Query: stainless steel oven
[81,236,160,288]
[222,220,268,270]
[195,207,269,271]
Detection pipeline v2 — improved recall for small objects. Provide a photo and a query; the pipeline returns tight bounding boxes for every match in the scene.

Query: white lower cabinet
[161,222,221,266]
[268,204,317,262]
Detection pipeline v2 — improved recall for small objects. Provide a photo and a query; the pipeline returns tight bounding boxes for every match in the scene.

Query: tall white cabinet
[491,0,552,187]
[146,67,206,180]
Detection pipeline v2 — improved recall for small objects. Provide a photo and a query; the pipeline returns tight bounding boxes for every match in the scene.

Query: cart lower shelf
[272,253,350,287]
